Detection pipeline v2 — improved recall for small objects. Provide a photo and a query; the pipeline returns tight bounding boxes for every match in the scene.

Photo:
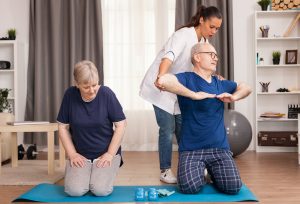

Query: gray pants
[64,155,121,196]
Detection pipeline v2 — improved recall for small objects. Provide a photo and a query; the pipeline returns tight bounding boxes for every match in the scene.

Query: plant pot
[273,58,280,65]
[8,35,16,40]
[261,4,268,11]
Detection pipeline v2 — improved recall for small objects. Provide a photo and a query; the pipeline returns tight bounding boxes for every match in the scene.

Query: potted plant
[7,28,16,40]
[272,51,281,65]
[0,88,12,113]
[257,0,271,11]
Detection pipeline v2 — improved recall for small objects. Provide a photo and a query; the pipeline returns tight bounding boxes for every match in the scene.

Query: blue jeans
[153,105,182,170]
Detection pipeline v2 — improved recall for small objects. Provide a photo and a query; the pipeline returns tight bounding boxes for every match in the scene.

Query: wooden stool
[0,123,65,175]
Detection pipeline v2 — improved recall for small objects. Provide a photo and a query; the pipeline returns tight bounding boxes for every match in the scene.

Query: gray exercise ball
[224,110,252,157]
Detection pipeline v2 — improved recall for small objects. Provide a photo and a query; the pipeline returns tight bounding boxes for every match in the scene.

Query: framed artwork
[285,50,298,64]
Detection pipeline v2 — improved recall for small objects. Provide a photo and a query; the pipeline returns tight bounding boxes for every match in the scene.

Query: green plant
[7,28,16,40]
[257,0,271,7]
[257,0,271,10]
[0,88,12,113]
[272,51,281,60]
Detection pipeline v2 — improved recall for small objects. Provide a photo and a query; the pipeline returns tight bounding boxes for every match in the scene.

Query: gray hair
[73,60,99,84]
[191,42,210,65]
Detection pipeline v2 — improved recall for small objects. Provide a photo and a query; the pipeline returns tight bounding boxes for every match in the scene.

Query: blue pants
[178,148,242,194]
[153,105,182,170]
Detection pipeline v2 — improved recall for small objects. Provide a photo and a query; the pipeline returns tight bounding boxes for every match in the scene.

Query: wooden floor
[1,151,300,204]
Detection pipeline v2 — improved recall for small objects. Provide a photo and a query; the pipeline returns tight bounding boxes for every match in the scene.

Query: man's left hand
[216,93,236,103]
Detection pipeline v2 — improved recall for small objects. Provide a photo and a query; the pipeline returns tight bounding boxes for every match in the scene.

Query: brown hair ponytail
[178,5,222,30]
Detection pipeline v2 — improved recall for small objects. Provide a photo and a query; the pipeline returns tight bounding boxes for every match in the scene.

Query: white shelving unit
[0,40,18,118]
[255,11,300,164]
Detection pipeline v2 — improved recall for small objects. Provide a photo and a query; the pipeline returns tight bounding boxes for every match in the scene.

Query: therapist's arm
[154,58,173,90]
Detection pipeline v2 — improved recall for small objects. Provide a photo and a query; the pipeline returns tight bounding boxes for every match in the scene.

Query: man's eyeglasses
[197,52,218,60]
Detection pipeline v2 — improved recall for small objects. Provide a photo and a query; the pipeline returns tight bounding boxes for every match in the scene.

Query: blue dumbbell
[135,187,145,201]
[148,188,158,201]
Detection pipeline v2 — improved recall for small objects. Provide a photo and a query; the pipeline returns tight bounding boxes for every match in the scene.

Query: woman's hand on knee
[69,153,87,168]
[96,152,114,168]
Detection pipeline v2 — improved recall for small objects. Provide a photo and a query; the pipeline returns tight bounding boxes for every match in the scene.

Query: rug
[13,183,258,202]
[0,160,64,185]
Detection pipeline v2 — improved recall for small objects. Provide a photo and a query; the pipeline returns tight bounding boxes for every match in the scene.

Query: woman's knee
[90,185,113,196]
[64,186,89,197]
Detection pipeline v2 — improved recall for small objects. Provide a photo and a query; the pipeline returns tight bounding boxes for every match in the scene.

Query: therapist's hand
[154,76,166,91]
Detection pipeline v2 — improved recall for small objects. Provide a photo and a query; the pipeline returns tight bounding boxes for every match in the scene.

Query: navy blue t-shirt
[176,72,237,152]
[57,86,126,160]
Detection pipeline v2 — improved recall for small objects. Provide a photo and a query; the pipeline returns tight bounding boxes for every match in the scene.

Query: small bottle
[259,58,264,65]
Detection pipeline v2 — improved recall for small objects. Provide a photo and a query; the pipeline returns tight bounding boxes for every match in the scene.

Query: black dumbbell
[18,144,25,160]
[18,144,38,160]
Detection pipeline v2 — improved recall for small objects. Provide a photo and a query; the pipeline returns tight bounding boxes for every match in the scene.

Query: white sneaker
[160,169,177,184]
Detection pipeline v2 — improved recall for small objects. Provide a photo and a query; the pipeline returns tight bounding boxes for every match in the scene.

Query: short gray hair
[73,60,99,84]
[191,42,210,65]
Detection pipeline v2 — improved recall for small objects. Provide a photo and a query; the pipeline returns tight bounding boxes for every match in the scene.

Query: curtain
[101,0,176,150]
[25,0,103,145]
[175,0,234,81]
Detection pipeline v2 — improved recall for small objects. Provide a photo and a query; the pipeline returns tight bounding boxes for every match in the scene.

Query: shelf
[0,69,14,73]
[0,40,16,45]
[257,64,300,68]
[257,92,300,95]
[257,118,298,122]
[256,10,300,14]
[7,97,14,100]
[255,9,300,160]
[257,37,300,40]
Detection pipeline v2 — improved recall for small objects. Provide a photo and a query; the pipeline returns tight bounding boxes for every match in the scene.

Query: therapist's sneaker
[160,169,177,184]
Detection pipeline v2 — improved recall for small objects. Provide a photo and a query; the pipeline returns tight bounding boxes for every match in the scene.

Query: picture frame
[285,50,298,64]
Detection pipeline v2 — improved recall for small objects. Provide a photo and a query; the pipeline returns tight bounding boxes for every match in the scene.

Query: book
[260,112,285,118]
[7,121,50,126]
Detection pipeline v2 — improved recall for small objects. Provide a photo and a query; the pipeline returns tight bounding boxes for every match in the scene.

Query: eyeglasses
[197,52,218,60]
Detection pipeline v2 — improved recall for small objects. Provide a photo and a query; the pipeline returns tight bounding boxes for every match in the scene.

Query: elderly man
[158,42,251,194]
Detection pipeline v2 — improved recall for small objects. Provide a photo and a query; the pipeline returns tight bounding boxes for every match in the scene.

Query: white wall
[232,0,261,150]
[0,0,260,150]
[0,0,30,143]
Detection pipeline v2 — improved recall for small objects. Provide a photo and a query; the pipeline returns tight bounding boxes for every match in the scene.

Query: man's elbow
[240,82,252,95]
[244,84,252,94]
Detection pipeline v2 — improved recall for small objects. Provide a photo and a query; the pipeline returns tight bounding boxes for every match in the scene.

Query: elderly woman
[57,60,126,197]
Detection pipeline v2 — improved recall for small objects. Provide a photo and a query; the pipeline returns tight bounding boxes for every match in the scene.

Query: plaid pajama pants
[177,148,242,194]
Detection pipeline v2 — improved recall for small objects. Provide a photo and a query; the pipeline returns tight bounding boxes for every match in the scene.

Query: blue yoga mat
[13,183,258,202]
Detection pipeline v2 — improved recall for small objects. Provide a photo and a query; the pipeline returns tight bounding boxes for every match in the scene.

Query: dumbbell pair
[135,187,158,201]
[18,144,38,160]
